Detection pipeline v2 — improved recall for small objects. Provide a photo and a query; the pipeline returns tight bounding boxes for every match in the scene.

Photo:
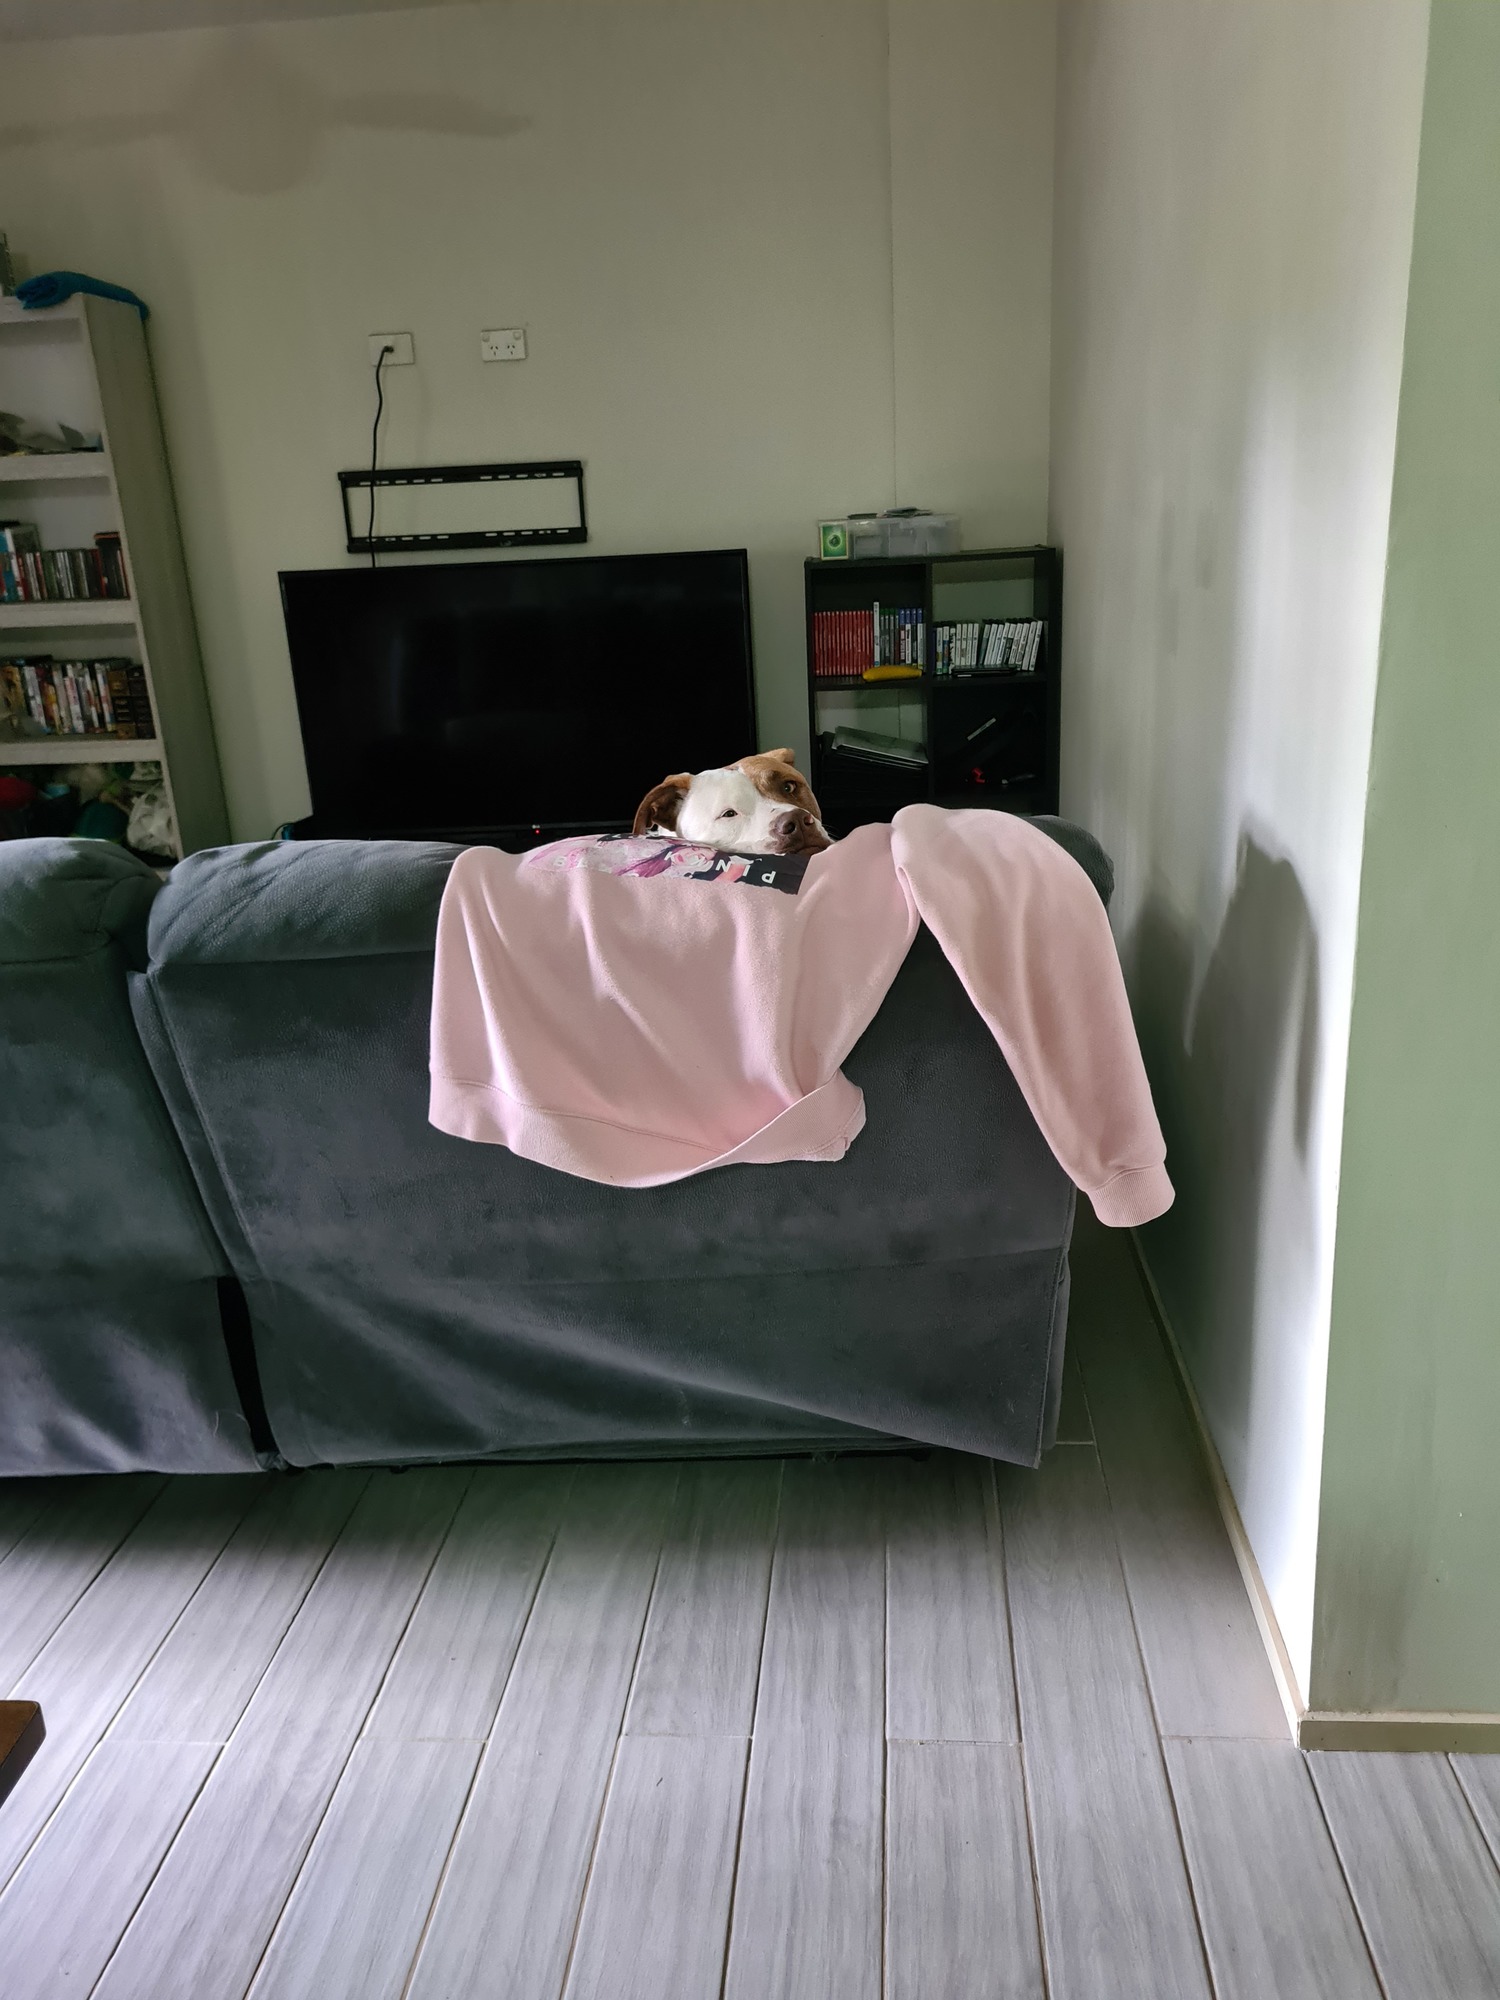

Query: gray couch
[0,841,256,1474]
[1,825,1108,1475]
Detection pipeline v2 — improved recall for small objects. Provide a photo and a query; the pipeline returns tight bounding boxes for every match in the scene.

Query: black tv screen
[279,548,756,839]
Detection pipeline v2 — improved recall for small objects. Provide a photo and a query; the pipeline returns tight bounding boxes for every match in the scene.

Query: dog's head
[631,748,831,856]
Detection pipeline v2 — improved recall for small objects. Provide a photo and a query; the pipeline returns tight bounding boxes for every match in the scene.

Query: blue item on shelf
[72,798,131,843]
[15,272,149,320]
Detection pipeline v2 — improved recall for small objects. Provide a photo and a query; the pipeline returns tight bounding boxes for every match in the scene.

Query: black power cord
[368,342,394,567]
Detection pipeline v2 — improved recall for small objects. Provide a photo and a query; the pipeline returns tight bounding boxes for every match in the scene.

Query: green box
[818,520,849,561]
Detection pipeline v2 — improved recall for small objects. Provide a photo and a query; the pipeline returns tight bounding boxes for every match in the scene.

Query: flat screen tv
[278,548,756,842]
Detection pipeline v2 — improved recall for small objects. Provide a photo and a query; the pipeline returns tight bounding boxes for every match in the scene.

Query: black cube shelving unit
[805,545,1060,836]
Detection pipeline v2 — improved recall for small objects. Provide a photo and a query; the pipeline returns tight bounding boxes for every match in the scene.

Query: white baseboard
[1127,1232,1500,1752]
[1297,1711,1500,1752]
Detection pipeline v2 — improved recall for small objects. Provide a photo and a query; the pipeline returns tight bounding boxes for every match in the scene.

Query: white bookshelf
[0,293,228,856]
[3,737,166,765]
[0,450,109,483]
[0,598,138,628]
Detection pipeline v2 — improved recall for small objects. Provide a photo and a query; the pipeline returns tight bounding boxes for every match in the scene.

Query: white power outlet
[481,327,527,363]
[368,332,414,366]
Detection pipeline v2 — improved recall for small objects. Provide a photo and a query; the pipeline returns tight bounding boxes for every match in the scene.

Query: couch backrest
[0,838,223,1281]
[0,838,255,1473]
[132,834,1079,1467]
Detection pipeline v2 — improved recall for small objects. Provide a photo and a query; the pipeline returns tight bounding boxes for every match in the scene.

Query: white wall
[1049,0,1428,1690]
[0,0,1055,839]
[889,0,1054,545]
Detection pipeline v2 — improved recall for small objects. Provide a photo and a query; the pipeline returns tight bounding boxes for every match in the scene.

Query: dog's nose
[772,808,829,853]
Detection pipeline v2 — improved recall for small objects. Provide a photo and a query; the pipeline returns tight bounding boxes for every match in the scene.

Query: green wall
[1313,0,1500,1715]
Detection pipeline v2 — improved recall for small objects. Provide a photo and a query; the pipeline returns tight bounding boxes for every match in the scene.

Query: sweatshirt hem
[1086,1161,1174,1228]
[430,1068,867,1187]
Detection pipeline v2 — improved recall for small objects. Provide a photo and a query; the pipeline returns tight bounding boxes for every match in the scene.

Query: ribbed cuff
[1087,1161,1175,1227]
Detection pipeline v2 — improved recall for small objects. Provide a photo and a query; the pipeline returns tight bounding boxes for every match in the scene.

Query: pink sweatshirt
[430,805,1173,1226]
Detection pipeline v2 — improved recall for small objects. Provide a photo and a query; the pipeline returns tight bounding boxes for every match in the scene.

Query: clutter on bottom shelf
[826,725,928,769]
[0,757,176,857]
[125,768,174,856]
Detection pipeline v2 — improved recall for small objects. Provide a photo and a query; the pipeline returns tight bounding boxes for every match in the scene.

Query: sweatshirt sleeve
[890,805,1173,1227]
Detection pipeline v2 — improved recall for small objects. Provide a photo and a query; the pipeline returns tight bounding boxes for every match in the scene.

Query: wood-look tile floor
[3,1211,1499,1999]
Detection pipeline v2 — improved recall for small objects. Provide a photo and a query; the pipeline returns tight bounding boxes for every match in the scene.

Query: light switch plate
[481,327,527,362]
[368,333,414,366]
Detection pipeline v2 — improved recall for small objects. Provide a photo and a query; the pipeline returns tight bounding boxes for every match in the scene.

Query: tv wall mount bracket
[339,458,587,554]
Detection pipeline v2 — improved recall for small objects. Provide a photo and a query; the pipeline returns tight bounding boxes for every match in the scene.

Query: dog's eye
[718,808,739,819]
[782,781,795,793]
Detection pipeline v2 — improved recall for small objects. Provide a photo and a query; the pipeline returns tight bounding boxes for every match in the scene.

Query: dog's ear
[764,747,797,768]
[632,774,692,836]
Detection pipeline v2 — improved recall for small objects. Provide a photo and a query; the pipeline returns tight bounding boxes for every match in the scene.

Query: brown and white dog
[631,749,832,856]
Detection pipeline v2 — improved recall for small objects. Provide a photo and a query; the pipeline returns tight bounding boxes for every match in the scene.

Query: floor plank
[722,1733,883,2000]
[91,1468,468,2000]
[626,1460,780,1738]
[753,1458,885,1741]
[564,1734,748,2000]
[1165,1739,1382,2000]
[248,1738,480,2000]
[0,1476,166,1696]
[1055,1342,1093,1443]
[886,1453,1016,1743]
[1454,1752,1500,1872]
[1069,1212,1287,1739]
[111,1471,367,1744]
[405,1465,678,2000]
[1310,1750,1500,1998]
[1000,1444,1211,2000]
[0,1739,217,2000]
[363,1465,569,1742]
[0,1481,68,1569]
[0,1476,260,1895]
[886,1740,1044,2000]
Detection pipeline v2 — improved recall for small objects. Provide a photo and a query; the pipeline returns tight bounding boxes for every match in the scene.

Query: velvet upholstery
[0,840,257,1473]
[133,827,1104,1469]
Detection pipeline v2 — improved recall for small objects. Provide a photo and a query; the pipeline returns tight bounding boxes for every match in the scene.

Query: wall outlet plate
[481,327,527,362]
[369,333,414,366]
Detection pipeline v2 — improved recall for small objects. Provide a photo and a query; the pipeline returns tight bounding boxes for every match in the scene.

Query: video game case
[128,662,156,738]
[0,660,26,728]
[94,532,129,599]
[64,664,87,732]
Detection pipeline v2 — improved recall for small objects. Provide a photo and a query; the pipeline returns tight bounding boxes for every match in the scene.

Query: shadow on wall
[0,29,530,195]
[1130,831,1321,1498]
